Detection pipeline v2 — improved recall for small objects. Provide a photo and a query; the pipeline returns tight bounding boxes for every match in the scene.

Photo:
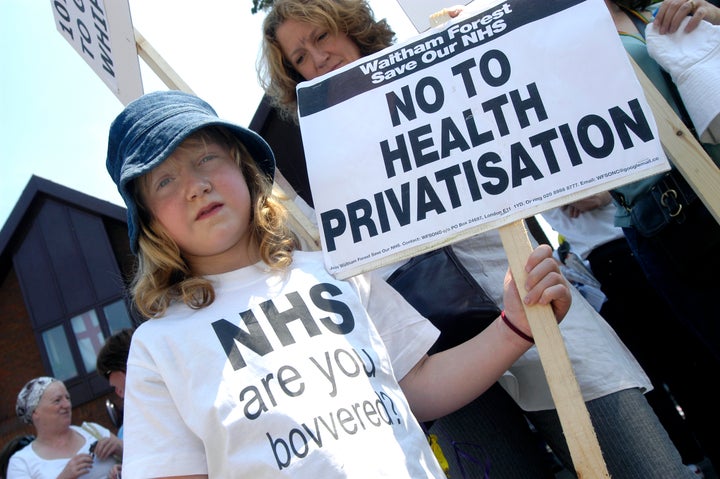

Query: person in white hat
[8,377,123,479]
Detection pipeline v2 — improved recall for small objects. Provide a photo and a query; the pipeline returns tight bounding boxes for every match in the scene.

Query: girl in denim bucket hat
[106,90,571,478]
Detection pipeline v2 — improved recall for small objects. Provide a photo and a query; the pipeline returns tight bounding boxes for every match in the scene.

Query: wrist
[501,310,534,343]
[710,4,720,25]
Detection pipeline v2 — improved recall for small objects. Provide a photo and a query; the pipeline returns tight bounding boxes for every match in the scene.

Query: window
[104,299,134,335]
[71,310,106,375]
[42,325,79,381]
[39,298,134,402]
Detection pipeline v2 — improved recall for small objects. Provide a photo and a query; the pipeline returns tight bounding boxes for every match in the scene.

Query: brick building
[0,176,138,446]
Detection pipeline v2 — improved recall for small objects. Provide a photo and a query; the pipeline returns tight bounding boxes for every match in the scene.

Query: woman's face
[276,18,362,80]
[32,381,72,429]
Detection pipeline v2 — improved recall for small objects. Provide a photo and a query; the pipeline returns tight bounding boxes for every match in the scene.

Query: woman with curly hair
[256,1,705,477]
[258,0,394,121]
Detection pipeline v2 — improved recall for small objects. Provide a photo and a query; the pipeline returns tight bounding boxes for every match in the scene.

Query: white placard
[50,0,143,105]
[298,0,669,279]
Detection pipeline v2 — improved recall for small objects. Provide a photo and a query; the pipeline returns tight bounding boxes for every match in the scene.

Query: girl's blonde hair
[129,127,296,318]
[258,0,395,122]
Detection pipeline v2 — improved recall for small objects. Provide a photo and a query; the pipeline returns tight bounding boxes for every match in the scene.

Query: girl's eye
[157,177,172,190]
[199,154,215,165]
[294,54,305,66]
[318,31,328,42]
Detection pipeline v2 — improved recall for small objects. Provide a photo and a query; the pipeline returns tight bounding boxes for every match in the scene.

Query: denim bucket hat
[106,90,275,253]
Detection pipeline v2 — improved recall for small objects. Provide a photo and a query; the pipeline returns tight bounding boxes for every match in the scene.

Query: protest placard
[297,0,669,279]
[50,0,143,105]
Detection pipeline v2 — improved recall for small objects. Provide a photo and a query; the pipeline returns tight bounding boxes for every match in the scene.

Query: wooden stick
[629,56,720,224]
[499,220,610,478]
[134,28,195,96]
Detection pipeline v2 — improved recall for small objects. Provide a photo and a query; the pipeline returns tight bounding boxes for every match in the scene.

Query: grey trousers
[429,386,694,479]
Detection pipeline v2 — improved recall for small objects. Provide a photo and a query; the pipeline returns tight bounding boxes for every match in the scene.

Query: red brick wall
[0,268,117,447]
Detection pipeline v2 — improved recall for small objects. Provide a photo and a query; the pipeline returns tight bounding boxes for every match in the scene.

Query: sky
[0,0,418,231]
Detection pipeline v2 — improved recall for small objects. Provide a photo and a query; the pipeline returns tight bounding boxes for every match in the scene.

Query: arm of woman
[399,245,570,421]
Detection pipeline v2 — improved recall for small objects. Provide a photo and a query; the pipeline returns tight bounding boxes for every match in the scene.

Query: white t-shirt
[123,251,443,478]
[450,230,651,411]
[7,424,115,479]
[541,202,625,259]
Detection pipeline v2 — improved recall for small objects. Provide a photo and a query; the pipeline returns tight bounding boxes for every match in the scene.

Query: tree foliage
[251,0,275,14]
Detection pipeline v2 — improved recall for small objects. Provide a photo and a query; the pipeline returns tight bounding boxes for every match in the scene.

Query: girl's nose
[187,175,212,200]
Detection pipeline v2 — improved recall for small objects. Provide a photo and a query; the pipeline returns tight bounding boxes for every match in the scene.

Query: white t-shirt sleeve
[122,327,208,478]
[347,270,439,380]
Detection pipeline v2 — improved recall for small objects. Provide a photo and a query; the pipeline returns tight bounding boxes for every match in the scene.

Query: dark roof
[0,175,127,279]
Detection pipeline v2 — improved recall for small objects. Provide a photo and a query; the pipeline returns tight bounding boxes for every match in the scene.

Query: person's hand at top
[429,4,465,25]
[440,4,465,18]
[653,0,720,34]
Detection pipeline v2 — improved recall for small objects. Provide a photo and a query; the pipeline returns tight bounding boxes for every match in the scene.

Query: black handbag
[386,245,501,354]
[612,169,698,237]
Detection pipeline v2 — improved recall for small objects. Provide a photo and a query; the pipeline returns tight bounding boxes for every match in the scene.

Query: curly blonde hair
[258,0,395,122]
[129,127,296,318]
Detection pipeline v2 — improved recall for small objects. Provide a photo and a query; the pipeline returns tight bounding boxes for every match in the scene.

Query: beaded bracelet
[501,310,534,343]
